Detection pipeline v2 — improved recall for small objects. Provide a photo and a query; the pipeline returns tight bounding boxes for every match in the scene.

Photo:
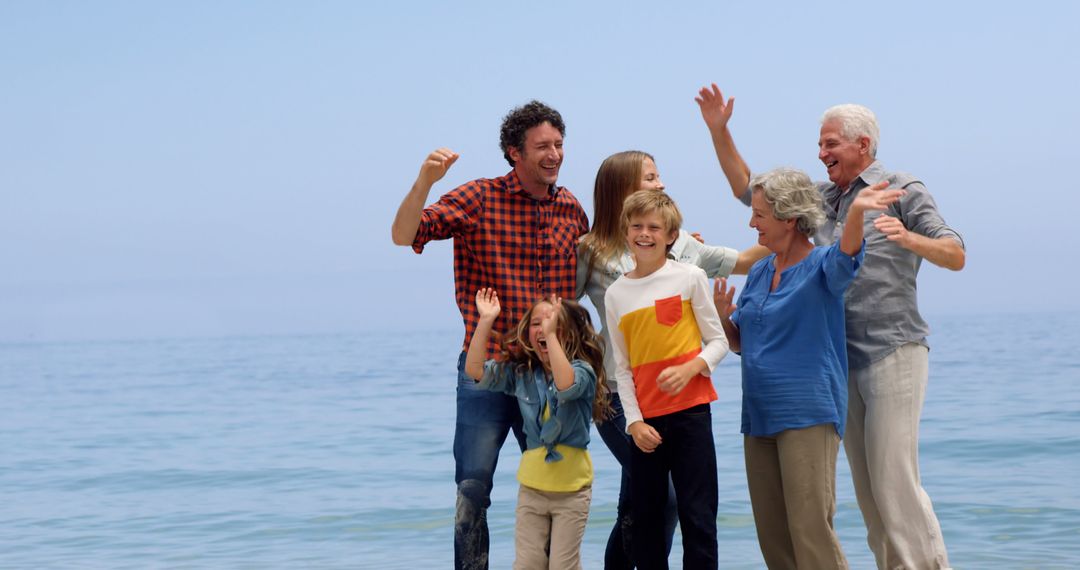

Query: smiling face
[639,157,665,191]
[626,210,678,266]
[527,301,556,365]
[818,119,873,189]
[750,190,795,252]
[509,121,564,197]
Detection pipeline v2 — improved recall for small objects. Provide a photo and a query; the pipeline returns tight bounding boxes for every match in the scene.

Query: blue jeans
[453,352,525,570]
[595,392,678,569]
[630,404,718,570]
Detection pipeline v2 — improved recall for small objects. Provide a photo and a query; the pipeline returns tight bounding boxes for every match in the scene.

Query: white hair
[822,104,879,158]
[750,167,825,237]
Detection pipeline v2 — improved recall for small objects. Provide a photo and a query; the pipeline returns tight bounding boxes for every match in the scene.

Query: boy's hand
[540,296,562,338]
[475,288,501,321]
[628,421,662,453]
[657,361,698,394]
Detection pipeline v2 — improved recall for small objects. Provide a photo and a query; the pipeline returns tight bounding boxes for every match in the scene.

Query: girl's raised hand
[475,288,501,321]
[540,296,562,337]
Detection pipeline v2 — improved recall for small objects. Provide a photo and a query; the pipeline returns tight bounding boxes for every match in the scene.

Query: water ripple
[2,320,1078,567]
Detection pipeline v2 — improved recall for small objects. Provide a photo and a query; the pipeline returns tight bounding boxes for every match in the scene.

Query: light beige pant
[845,343,950,569]
[745,423,849,569]
[513,484,591,570]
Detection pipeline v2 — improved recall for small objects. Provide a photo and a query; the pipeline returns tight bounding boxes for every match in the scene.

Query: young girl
[464,289,611,570]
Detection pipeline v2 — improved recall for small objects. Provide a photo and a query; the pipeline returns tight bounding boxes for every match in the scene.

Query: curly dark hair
[499,100,565,167]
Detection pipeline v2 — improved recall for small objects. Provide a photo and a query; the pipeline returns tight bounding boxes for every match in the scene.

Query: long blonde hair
[498,298,612,423]
[579,151,655,283]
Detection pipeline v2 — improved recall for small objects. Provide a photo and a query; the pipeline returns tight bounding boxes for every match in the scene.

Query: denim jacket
[479,359,596,462]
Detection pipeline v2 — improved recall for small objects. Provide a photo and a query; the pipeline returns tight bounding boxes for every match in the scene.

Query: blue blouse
[732,241,864,437]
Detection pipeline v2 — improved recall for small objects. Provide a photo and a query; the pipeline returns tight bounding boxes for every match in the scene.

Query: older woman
[714,168,901,569]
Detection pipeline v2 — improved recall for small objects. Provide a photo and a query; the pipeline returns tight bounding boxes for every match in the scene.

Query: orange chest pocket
[654,295,683,327]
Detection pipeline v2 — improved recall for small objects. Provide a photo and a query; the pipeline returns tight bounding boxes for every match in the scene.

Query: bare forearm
[464,319,495,380]
[733,245,770,275]
[906,234,966,270]
[391,178,434,246]
[720,317,740,353]
[709,127,751,200]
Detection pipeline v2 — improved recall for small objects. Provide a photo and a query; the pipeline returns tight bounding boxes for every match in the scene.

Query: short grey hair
[822,104,879,158]
[750,168,825,237]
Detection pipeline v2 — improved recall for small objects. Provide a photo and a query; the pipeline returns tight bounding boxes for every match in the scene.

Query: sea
[2,311,1079,569]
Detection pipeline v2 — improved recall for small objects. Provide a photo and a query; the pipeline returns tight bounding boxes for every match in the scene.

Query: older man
[697,84,964,570]
[391,101,589,570]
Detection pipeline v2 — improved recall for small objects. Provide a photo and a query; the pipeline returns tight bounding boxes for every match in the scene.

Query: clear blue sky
[2,1,1077,342]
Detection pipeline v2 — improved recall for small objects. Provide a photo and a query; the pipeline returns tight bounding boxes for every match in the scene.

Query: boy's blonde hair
[620,190,683,253]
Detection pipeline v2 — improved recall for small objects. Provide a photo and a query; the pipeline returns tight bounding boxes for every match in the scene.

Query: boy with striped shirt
[604,190,729,569]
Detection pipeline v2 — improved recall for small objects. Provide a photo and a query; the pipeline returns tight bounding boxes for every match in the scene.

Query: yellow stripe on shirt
[618,299,703,367]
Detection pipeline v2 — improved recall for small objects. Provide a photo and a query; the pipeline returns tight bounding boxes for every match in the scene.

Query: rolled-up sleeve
[411,183,483,254]
[478,360,518,395]
[899,182,965,249]
[696,243,739,279]
[555,361,596,402]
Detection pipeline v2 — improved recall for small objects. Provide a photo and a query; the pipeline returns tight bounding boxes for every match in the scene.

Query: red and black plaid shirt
[413,169,589,356]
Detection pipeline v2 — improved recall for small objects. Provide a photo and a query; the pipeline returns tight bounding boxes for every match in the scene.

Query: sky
[2,1,1078,342]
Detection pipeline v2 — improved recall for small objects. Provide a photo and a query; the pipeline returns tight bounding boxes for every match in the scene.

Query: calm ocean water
[2,312,1079,568]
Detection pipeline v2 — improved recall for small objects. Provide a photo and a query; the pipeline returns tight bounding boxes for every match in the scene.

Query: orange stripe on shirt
[619,300,703,367]
[631,349,718,418]
[618,298,718,418]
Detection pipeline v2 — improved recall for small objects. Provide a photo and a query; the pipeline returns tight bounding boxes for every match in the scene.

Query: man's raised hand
[695,83,735,132]
[418,148,460,188]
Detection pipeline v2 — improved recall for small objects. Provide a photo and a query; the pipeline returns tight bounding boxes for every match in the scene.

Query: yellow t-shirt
[516,403,593,492]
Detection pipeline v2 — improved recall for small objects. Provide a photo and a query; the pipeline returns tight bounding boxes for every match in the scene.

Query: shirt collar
[852,160,887,189]
[824,160,885,213]
[505,169,558,201]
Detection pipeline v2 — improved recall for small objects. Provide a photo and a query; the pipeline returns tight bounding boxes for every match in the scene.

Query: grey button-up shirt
[812,161,965,368]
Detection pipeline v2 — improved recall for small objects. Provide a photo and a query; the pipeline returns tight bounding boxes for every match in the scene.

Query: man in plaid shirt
[392,101,589,569]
